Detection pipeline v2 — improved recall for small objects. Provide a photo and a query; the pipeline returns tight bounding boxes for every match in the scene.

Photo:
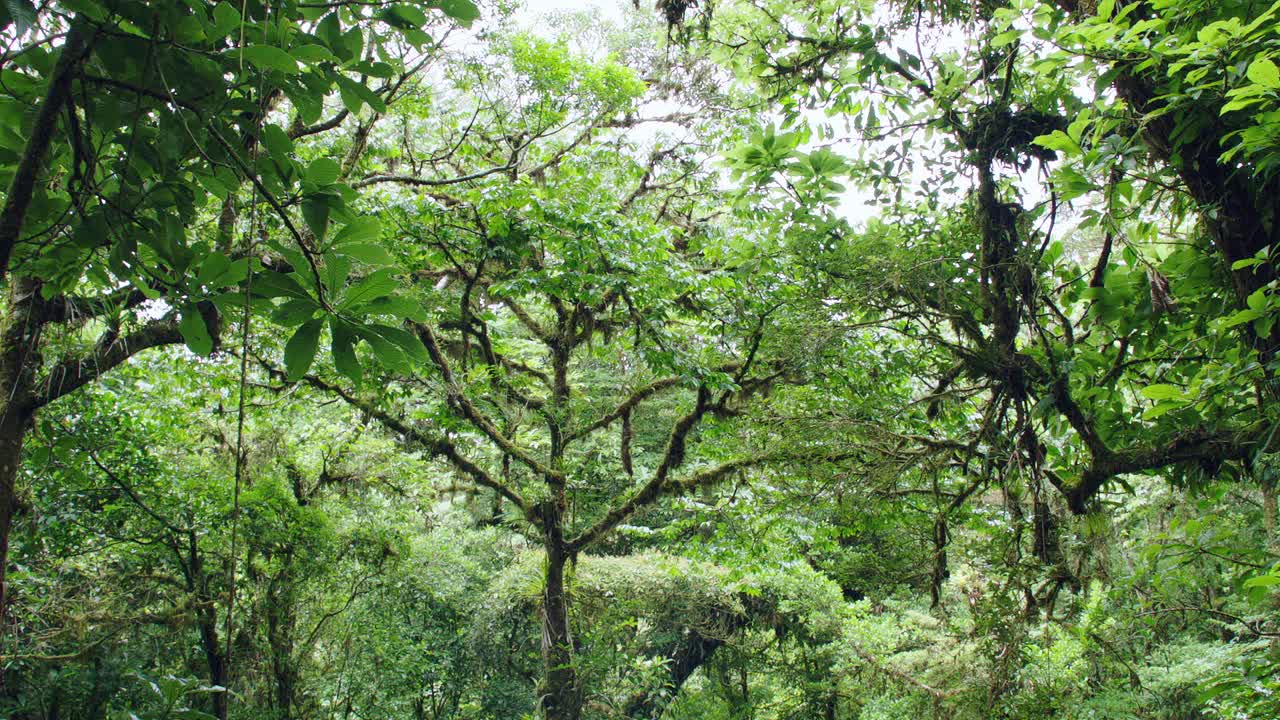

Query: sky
[519,0,626,18]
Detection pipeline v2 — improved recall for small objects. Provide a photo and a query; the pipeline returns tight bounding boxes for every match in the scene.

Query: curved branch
[30,317,188,411]
[297,371,533,522]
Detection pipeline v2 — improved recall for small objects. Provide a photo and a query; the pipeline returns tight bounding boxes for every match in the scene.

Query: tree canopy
[1,1,1278,719]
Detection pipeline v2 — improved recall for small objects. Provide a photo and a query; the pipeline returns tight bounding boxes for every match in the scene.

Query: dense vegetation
[1,0,1278,718]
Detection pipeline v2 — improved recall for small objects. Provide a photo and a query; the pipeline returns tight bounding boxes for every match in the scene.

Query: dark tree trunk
[540,509,580,720]
[0,404,30,627]
[197,606,230,720]
[0,279,41,628]
[187,529,229,720]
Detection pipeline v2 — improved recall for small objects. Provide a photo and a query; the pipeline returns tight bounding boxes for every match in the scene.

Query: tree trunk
[197,606,230,720]
[0,403,30,627]
[0,279,41,628]
[187,529,229,720]
[540,504,580,720]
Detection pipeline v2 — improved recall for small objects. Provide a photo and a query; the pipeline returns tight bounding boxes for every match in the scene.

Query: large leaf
[3,0,37,35]
[254,271,313,300]
[302,196,331,241]
[179,303,215,357]
[284,318,324,381]
[366,324,428,364]
[341,268,398,308]
[434,0,479,24]
[335,75,386,114]
[211,2,241,36]
[332,216,383,246]
[272,297,319,326]
[356,325,412,375]
[330,317,362,384]
[305,158,342,187]
[355,295,427,322]
[334,242,394,266]
[1246,57,1280,89]
[232,45,300,75]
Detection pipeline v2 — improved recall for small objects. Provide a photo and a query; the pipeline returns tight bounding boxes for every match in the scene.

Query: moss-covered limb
[0,23,93,284]
[296,370,534,522]
[0,279,44,624]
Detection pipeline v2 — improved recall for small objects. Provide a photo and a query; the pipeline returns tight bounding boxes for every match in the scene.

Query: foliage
[2,1,1279,720]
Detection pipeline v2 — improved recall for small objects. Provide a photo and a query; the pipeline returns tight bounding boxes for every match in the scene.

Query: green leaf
[284,318,324,381]
[382,4,430,27]
[232,45,300,75]
[340,27,364,62]
[179,303,215,357]
[317,12,343,51]
[434,0,480,24]
[356,324,413,374]
[272,297,319,326]
[254,271,312,300]
[332,216,382,246]
[1043,241,1065,266]
[334,242,394,266]
[1034,130,1081,156]
[1222,308,1264,328]
[1140,384,1187,401]
[323,253,351,296]
[4,0,36,35]
[330,317,362,383]
[291,44,339,64]
[341,268,399,308]
[261,123,294,159]
[1142,401,1182,420]
[305,158,342,186]
[335,75,386,113]
[368,324,428,363]
[212,2,241,36]
[1243,572,1280,588]
[1246,57,1280,89]
[991,29,1021,47]
[197,252,233,288]
[357,295,427,322]
[302,196,331,242]
[1247,289,1268,312]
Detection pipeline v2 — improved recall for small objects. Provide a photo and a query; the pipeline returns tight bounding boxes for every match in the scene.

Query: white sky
[519,0,626,18]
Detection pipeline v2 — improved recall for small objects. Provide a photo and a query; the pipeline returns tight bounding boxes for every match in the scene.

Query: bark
[0,279,42,626]
[930,515,948,609]
[0,23,92,283]
[197,605,230,720]
[539,503,580,720]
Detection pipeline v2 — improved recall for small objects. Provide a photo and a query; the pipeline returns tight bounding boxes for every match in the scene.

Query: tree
[0,0,474,628]
[258,27,854,720]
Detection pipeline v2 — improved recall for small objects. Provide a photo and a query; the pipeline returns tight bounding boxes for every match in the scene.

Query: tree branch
[30,316,189,410]
[0,23,92,282]
[297,371,534,521]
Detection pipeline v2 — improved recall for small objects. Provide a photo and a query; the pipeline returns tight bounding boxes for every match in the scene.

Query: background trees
[1,1,1278,719]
